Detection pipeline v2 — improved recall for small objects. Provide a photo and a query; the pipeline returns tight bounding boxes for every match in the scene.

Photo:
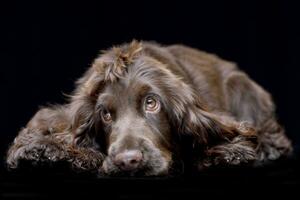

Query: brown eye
[145,96,160,112]
[101,109,112,123]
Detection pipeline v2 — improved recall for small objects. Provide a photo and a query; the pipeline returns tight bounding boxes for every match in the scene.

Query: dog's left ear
[163,79,256,146]
[179,102,256,146]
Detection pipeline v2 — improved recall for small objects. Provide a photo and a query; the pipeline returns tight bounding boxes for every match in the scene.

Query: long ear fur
[154,70,257,147]
[181,102,256,147]
[69,40,143,147]
[69,69,104,147]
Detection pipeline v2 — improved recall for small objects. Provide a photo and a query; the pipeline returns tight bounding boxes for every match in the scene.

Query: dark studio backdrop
[0,0,300,198]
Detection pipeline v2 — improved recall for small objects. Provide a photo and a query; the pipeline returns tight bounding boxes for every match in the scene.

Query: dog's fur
[6,41,293,176]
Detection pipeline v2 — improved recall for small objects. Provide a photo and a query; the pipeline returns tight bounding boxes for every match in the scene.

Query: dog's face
[73,49,206,175]
[98,60,175,176]
[72,41,240,176]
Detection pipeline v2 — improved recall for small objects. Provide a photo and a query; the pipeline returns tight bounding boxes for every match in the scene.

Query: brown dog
[6,41,293,176]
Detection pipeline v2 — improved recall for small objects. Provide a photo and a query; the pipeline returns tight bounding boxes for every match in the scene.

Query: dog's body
[7,41,292,175]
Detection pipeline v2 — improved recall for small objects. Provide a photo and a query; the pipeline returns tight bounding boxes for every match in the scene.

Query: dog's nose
[113,150,143,171]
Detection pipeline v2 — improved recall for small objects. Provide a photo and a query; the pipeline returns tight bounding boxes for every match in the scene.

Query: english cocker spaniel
[7,41,293,176]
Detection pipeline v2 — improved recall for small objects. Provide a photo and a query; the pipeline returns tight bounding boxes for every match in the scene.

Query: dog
[6,40,293,176]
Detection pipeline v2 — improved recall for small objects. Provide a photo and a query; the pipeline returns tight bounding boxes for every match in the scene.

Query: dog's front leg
[198,135,257,170]
[6,128,70,168]
[7,127,105,172]
[6,106,105,172]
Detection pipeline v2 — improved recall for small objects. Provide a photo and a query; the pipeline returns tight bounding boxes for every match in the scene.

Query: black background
[0,0,300,198]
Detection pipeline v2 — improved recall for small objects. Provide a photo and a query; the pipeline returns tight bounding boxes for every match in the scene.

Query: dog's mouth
[100,153,186,177]
[101,148,171,176]
[100,162,152,177]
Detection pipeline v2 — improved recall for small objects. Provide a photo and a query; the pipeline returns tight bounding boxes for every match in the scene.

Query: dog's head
[69,41,244,176]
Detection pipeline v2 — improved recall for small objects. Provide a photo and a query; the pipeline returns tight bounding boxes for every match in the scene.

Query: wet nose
[113,150,143,171]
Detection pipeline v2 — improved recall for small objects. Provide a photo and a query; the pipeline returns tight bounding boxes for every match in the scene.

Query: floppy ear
[158,80,256,150]
[69,40,143,147]
[69,68,105,147]
[179,100,257,147]
[155,72,256,147]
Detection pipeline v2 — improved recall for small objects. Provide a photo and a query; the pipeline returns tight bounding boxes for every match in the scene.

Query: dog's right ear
[68,67,105,147]
[69,40,143,147]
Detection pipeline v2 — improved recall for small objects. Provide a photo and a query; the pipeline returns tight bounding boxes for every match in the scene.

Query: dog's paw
[69,147,104,172]
[198,140,257,170]
[35,140,68,162]
[7,139,68,169]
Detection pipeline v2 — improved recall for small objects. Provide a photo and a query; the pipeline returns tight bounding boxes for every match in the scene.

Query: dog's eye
[145,96,160,113]
[101,109,112,123]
